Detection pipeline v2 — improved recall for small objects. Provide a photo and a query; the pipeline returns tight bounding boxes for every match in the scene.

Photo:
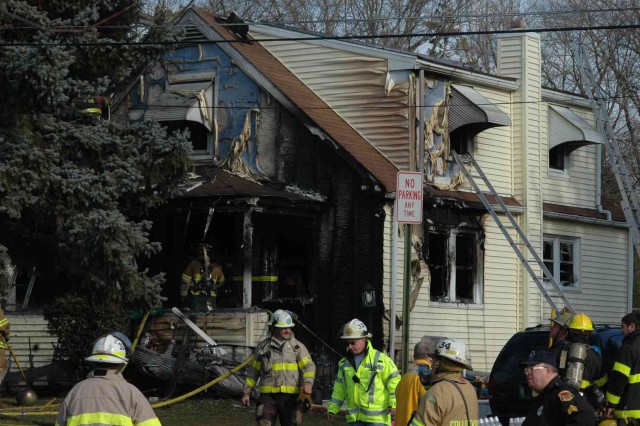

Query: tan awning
[448,84,511,135]
[549,105,605,153]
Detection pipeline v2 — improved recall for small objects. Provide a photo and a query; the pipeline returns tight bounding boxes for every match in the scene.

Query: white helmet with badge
[271,309,295,328]
[340,319,372,339]
[434,337,472,370]
[85,332,131,364]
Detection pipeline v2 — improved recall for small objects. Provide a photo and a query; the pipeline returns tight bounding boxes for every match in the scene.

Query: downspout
[596,145,612,220]
[390,199,398,357]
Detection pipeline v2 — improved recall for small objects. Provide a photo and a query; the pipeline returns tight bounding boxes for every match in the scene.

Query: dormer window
[548,105,604,174]
[448,84,510,156]
[549,145,567,171]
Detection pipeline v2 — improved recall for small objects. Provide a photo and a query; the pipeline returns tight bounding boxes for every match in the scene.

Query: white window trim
[429,228,484,306]
[543,235,580,289]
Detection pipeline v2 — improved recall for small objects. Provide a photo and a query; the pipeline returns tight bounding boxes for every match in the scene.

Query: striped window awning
[448,84,511,135]
[129,78,213,131]
[548,105,605,153]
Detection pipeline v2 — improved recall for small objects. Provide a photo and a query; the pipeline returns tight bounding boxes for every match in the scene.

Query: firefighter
[551,313,605,393]
[521,350,595,426]
[409,337,478,426]
[0,306,10,385]
[180,243,225,311]
[241,309,315,426]
[55,332,161,426]
[605,312,640,424]
[327,319,400,425]
[549,309,575,348]
[395,336,437,426]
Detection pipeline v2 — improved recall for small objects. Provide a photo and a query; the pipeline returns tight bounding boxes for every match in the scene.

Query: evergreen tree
[0,0,191,306]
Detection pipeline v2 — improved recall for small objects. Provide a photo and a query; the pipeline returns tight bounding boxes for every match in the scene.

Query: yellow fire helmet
[568,313,594,332]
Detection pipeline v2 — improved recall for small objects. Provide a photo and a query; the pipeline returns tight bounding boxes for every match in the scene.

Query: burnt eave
[424,186,523,213]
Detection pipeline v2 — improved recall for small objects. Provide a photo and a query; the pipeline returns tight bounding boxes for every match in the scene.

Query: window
[162,120,213,160]
[549,145,567,171]
[450,131,474,156]
[543,236,579,287]
[427,228,483,304]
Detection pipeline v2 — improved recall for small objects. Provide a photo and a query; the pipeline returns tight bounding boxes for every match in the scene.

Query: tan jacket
[0,307,10,373]
[410,372,479,426]
[55,368,161,426]
[244,335,315,395]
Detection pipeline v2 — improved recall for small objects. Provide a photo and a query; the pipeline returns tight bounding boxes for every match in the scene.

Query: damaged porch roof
[187,9,399,192]
[182,168,324,203]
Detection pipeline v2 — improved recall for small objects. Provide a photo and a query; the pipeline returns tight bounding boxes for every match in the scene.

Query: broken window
[450,131,474,156]
[543,236,579,287]
[161,120,212,158]
[427,220,484,304]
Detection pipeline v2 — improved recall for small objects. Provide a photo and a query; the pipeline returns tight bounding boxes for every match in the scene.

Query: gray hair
[414,336,441,360]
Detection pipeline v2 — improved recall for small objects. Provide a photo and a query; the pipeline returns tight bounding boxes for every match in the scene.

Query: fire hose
[0,311,255,416]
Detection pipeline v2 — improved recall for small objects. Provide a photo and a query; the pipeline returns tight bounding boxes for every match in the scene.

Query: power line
[1,23,639,47]
[1,6,639,30]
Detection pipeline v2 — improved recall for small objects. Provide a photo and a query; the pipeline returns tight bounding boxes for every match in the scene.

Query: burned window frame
[543,235,580,288]
[426,215,485,305]
[161,120,214,161]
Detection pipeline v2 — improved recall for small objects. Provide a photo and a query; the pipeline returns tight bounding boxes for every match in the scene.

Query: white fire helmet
[85,333,131,364]
[340,319,372,339]
[434,337,472,370]
[271,309,295,328]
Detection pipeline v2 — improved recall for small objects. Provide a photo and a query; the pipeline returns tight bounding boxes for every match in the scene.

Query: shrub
[43,294,130,383]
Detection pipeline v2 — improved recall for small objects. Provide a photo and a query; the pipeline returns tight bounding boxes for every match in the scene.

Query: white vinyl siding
[382,205,520,372]
[470,86,513,196]
[541,105,598,207]
[253,32,412,170]
[543,219,629,323]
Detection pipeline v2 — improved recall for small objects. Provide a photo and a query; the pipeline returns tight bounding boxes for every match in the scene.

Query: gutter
[595,145,612,220]
[416,59,519,91]
[543,212,627,228]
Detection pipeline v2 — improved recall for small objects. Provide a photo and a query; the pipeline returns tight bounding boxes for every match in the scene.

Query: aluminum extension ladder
[571,41,640,258]
[451,150,573,313]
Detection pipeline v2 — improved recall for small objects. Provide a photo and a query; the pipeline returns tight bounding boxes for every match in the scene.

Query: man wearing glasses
[521,350,595,426]
[327,319,400,425]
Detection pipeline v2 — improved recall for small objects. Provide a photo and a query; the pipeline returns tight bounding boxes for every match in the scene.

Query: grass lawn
[0,395,348,425]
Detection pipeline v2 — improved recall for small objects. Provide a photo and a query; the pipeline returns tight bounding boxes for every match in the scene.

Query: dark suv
[487,324,623,419]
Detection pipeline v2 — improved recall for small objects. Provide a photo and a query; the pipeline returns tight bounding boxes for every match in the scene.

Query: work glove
[298,389,312,412]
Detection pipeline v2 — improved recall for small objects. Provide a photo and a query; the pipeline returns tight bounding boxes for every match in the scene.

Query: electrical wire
[1,6,640,30]
[1,23,640,46]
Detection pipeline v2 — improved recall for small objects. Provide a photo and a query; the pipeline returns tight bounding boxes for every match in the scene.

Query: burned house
[98,6,634,376]
[120,9,401,355]
[247,19,632,371]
